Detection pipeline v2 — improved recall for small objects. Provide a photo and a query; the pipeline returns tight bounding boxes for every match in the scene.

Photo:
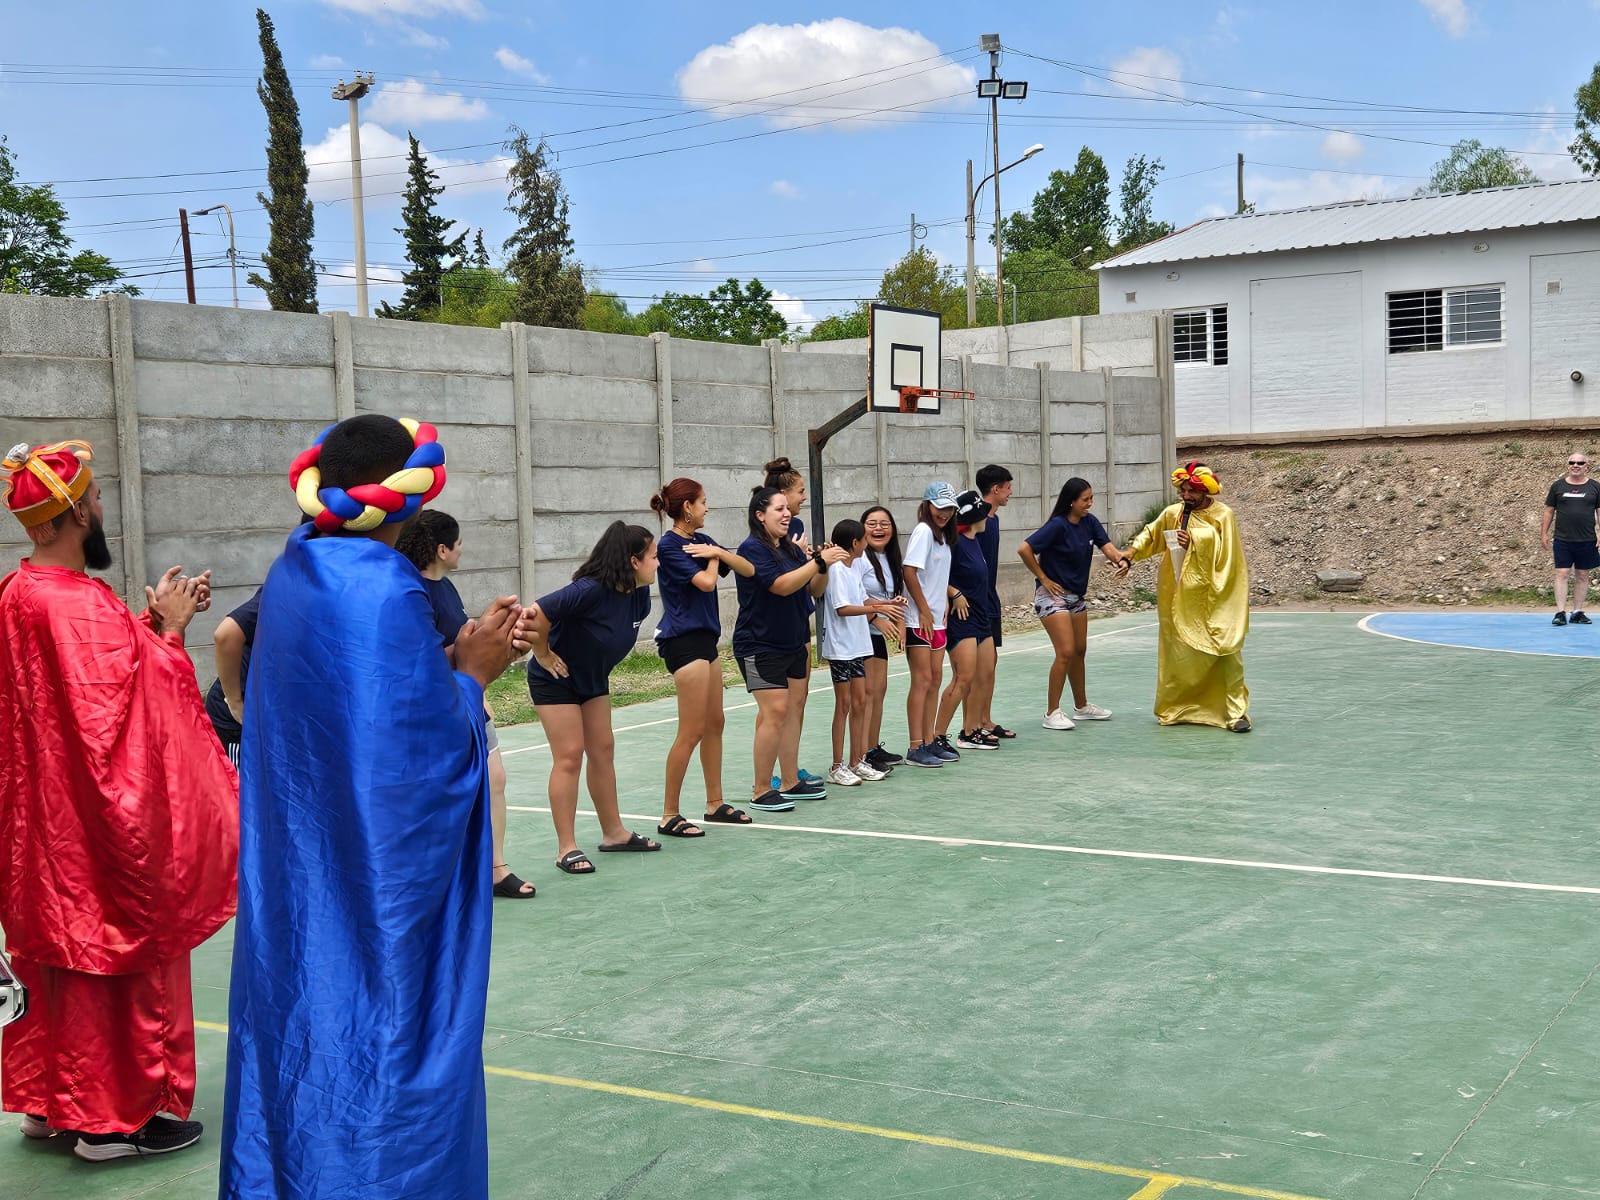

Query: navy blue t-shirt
[423,575,470,647]
[948,533,995,640]
[1024,513,1110,596]
[527,577,651,698]
[975,512,1001,616]
[787,514,816,616]
[733,536,813,656]
[655,530,729,640]
[205,588,263,738]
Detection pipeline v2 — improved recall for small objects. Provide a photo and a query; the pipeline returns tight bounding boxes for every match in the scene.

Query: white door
[1249,272,1363,434]
[1530,250,1600,419]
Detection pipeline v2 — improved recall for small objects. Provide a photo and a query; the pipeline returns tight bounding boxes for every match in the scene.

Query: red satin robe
[0,560,238,1134]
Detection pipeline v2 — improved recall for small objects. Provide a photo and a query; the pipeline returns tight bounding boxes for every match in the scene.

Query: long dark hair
[574,521,654,592]
[748,486,804,561]
[860,505,904,596]
[396,509,460,570]
[1050,477,1092,521]
[915,500,949,545]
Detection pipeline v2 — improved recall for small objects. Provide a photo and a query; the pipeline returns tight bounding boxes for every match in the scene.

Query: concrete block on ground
[1317,568,1365,593]
[137,360,336,420]
[0,294,109,359]
[132,300,332,366]
[0,358,115,419]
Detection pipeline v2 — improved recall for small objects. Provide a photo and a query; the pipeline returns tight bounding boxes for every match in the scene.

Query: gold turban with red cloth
[1171,460,1221,496]
[2,441,94,528]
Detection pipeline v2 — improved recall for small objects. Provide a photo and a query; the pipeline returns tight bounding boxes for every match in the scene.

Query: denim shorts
[1034,582,1087,617]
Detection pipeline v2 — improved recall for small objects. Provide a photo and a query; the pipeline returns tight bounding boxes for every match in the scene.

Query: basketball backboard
[867,304,943,414]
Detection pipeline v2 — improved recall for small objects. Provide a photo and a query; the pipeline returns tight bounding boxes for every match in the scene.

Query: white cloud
[326,261,405,286]
[303,123,510,204]
[687,259,718,275]
[1245,171,1392,212]
[318,0,483,17]
[770,179,799,198]
[1106,46,1185,100]
[768,290,815,329]
[1523,104,1582,180]
[397,24,449,50]
[366,79,488,125]
[677,19,976,129]
[1419,0,1470,36]
[310,55,347,70]
[1321,131,1364,163]
[495,47,548,82]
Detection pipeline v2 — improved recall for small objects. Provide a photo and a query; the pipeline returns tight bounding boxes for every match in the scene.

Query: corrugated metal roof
[1097,179,1600,269]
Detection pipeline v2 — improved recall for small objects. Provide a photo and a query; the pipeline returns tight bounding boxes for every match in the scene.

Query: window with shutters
[1387,285,1502,354]
[1173,306,1229,365]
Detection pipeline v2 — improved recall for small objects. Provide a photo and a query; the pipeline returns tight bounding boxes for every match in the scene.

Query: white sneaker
[851,758,886,781]
[827,763,862,787]
[20,1114,57,1139]
[1042,709,1076,731]
[1072,703,1113,721]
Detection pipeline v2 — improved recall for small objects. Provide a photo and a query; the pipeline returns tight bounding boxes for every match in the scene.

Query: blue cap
[922,481,959,509]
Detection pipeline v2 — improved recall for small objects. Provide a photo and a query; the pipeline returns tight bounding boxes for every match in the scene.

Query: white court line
[505,805,1600,897]
[498,622,1159,756]
[1357,612,1600,661]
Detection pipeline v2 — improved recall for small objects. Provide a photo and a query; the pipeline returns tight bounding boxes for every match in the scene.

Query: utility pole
[178,208,197,304]
[194,204,239,308]
[988,39,1003,338]
[332,72,376,316]
[965,160,977,324]
[909,213,927,256]
[1237,152,1246,214]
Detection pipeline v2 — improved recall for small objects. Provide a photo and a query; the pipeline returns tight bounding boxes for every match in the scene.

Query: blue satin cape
[219,526,492,1199]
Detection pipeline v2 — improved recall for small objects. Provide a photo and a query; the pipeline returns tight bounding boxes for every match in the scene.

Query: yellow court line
[1128,1178,1183,1199]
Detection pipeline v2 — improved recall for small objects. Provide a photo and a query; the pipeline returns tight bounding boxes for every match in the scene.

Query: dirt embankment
[1073,429,1599,613]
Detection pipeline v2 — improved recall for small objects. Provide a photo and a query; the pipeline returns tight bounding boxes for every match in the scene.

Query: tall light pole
[194,204,239,308]
[969,34,1032,333]
[966,144,1043,324]
[332,72,376,317]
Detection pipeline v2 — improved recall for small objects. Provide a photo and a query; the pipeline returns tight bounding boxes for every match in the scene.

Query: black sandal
[493,871,536,898]
[657,814,705,838]
[987,724,1017,739]
[597,831,662,852]
[555,849,595,875]
[702,802,753,825]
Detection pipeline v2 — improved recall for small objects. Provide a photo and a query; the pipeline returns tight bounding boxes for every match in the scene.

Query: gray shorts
[485,714,500,753]
[1034,582,1087,617]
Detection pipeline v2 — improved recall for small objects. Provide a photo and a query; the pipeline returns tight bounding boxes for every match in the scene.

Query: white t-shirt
[857,549,899,604]
[903,522,953,629]
[821,559,872,661]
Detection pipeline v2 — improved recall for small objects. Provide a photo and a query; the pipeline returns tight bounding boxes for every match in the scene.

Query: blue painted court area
[1361,610,1600,658]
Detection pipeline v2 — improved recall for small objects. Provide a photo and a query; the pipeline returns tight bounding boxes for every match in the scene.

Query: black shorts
[870,633,889,661]
[736,648,809,692]
[1554,539,1600,570]
[658,629,719,673]
[990,615,1003,648]
[528,675,608,706]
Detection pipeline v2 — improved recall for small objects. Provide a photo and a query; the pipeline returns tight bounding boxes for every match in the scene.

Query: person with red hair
[0,440,238,1161]
[1121,461,1252,732]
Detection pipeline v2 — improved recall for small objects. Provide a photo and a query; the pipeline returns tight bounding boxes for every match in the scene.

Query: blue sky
[4,0,1598,327]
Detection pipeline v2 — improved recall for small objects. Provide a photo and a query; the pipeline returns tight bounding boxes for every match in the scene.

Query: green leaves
[656,277,789,345]
[250,8,317,312]
[501,126,586,329]
[1418,138,1539,195]
[1573,62,1600,178]
[0,137,129,297]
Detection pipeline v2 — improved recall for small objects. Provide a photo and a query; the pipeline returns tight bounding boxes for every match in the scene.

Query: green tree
[248,8,317,312]
[658,277,789,344]
[1001,146,1112,260]
[1419,138,1539,194]
[377,134,466,320]
[580,290,639,334]
[501,127,585,329]
[1000,246,1098,323]
[877,247,966,326]
[470,228,490,269]
[1115,154,1173,251]
[422,265,515,329]
[1573,61,1600,177]
[806,308,871,341]
[0,137,129,296]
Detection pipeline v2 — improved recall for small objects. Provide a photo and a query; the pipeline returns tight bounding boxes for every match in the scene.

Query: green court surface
[8,612,1600,1198]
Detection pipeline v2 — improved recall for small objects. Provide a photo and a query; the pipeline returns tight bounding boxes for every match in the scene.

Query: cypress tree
[501,127,585,329]
[248,8,317,312]
[471,228,490,269]
[377,134,465,320]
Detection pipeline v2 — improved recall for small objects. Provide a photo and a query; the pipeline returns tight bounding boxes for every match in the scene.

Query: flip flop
[493,872,536,898]
[657,814,705,838]
[703,802,753,825]
[597,831,662,852]
[555,850,595,875]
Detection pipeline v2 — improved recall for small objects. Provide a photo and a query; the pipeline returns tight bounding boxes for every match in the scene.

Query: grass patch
[1498,439,1526,458]
[1140,500,1167,527]
[1474,586,1557,607]
[1131,584,1158,606]
[485,648,740,727]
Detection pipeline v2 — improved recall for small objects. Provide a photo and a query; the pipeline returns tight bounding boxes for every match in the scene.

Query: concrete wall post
[1037,361,1053,501]
[766,338,786,459]
[653,332,674,484]
[1102,366,1118,528]
[331,310,357,421]
[504,322,537,603]
[106,294,145,603]
[959,353,976,489]
[1154,312,1176,468]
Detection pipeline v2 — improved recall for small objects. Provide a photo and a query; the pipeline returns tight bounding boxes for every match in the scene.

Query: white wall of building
[1098,225,1600,437]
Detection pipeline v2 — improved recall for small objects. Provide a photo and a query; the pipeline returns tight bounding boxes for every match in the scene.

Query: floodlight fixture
[980,33,1001,52]
[1001,80,1028,100]
[976,79,1002,99]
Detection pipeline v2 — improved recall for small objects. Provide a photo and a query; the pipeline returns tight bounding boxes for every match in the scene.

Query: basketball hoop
[896,385,975,414]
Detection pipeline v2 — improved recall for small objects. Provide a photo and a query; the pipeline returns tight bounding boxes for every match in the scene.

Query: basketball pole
[806,396,870,648]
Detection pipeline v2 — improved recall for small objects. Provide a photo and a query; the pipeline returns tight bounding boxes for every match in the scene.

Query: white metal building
[1096,180,1600,438]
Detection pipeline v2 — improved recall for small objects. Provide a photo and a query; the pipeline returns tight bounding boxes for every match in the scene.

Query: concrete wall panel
[144,474,300,536]
[531,420,657,469]
[138,417,326,475]
[0,294,110,359]
[353,318,508,374]
[138,360,335,420]
[132,300,332,366]
[528,371,656,425]
[0,358,115,418]
[670,380,772,427]
[526,327,656,381]
[354,367,514,426]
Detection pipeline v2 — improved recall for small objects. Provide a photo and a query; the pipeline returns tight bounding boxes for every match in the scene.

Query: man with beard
[1121,461,1252,732]
[0,440,239,1160]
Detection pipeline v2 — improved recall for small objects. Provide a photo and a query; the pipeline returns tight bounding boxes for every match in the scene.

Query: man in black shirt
[1541,450,1600,626]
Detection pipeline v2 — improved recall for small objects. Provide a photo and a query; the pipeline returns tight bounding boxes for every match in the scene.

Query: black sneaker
[779,778,827,801]
[866,744,903,769]
[1573,611,1592,625]
[749,789,795,812]
[1553,610,1568,625]
[929,734,961,761]
[74,1115,204,1162]
[1229,716,1253,733]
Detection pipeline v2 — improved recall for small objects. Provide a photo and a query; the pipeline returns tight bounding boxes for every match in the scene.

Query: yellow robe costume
[1123,499,1250,727]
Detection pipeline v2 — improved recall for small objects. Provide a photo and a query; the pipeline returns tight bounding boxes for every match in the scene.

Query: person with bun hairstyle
[760,456,827,790]
[398,509,535,898]
[650,478,754,832]
[902,482,961,768]
[934,490,998,752]
[734,486,847,811]
[858,506,908,773]
[525,522,662,875]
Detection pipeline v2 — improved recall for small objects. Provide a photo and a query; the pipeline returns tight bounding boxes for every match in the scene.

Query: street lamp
[967,34,1033,335]
[193,204,238,308]
[332,72,376,317]
[966,143,1043,324]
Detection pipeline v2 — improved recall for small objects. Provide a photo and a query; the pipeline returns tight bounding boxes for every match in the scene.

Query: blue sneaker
[749,789,795,812]
[929,734,961,761]
[779,778,827,801]
[905,746,944,768]
[775,769,826,789]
